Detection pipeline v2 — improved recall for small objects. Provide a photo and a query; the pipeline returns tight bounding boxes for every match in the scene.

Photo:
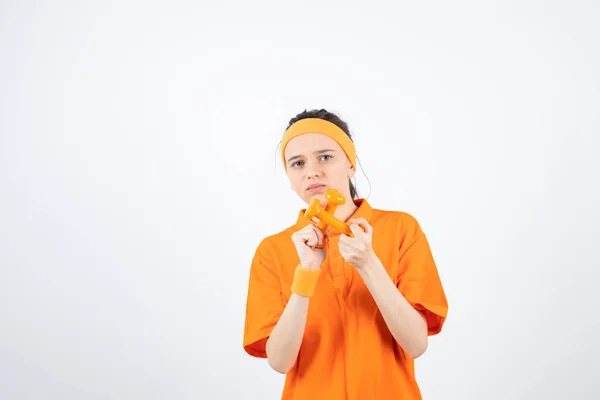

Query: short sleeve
[243,240,285,358]
[396,225,448,336]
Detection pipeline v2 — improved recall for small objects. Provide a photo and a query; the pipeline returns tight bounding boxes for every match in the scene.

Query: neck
[333,198,359,222]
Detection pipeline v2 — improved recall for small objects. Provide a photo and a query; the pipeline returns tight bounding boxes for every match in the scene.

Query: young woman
[243,109,448,399]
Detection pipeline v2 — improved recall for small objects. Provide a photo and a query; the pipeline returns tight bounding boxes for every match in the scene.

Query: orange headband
[280,118,356,170]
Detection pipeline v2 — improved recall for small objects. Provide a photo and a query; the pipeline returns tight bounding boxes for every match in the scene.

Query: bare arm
[265,222,325,374]
[358,253,428,359]
[265,293,310,374]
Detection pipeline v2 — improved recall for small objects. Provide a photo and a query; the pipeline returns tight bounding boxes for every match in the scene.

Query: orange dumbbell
[304,188,349,248]
[305,201,354,249]
[316,189,346,231]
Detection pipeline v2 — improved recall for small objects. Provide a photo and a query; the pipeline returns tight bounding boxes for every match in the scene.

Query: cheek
[331,167,350,184]
[286,172,302,187]
[333,161,351,174]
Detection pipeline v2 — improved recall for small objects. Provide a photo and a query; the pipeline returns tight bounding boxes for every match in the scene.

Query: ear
[348,165,355,179]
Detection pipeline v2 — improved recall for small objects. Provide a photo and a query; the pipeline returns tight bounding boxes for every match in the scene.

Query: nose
[305,159,322,179]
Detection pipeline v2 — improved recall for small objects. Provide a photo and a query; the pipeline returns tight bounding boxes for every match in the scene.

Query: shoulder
[369,206,434,260]
[370,207,424,238]
[251,223,298,261]
[368,206,430,254]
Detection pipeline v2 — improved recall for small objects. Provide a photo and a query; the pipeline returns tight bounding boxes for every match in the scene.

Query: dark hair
[286,108,359,200]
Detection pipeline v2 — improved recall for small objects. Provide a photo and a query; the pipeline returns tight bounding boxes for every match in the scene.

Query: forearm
[358,253,428,359]
[265,293,310,373]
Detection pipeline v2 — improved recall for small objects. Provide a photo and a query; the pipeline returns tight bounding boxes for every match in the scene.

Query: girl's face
[284,133,355,205]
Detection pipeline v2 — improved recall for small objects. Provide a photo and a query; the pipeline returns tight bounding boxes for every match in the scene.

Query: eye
[320,154,333,161]
[291,160,304,168]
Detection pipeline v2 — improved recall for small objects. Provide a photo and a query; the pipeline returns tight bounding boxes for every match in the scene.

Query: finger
[314,225,324,244]
[300,224,321,239]
[307,224,324,245]
[338,233,353,245]
[303,236,315,249]
[305,230,319,247]
[348,218,368,232]
[292,230,308,244]
[294,228,317,247]
[349,223,364,238]
[349,218,372,235]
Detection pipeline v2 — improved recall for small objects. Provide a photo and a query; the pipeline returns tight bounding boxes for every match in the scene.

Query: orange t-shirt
[243,198,448,399]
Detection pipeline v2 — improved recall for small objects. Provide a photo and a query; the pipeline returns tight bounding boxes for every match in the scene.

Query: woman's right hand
[291,224,327,270]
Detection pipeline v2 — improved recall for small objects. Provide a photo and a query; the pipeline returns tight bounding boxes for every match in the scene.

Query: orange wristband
[291,265,321,297]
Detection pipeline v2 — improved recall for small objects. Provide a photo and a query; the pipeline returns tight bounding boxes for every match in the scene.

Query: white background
[1,1,599,399]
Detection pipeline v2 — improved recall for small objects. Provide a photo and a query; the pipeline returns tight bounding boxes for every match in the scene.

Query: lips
[307,184,326,193]
[307,184,325,189]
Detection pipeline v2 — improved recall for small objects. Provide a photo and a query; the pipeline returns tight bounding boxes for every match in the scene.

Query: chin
[308,192,327,204]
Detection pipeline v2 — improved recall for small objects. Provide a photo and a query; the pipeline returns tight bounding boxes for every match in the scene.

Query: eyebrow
[287,149,336,163]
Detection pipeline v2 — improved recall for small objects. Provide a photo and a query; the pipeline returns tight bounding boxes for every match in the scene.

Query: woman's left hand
[338,217,376,269]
